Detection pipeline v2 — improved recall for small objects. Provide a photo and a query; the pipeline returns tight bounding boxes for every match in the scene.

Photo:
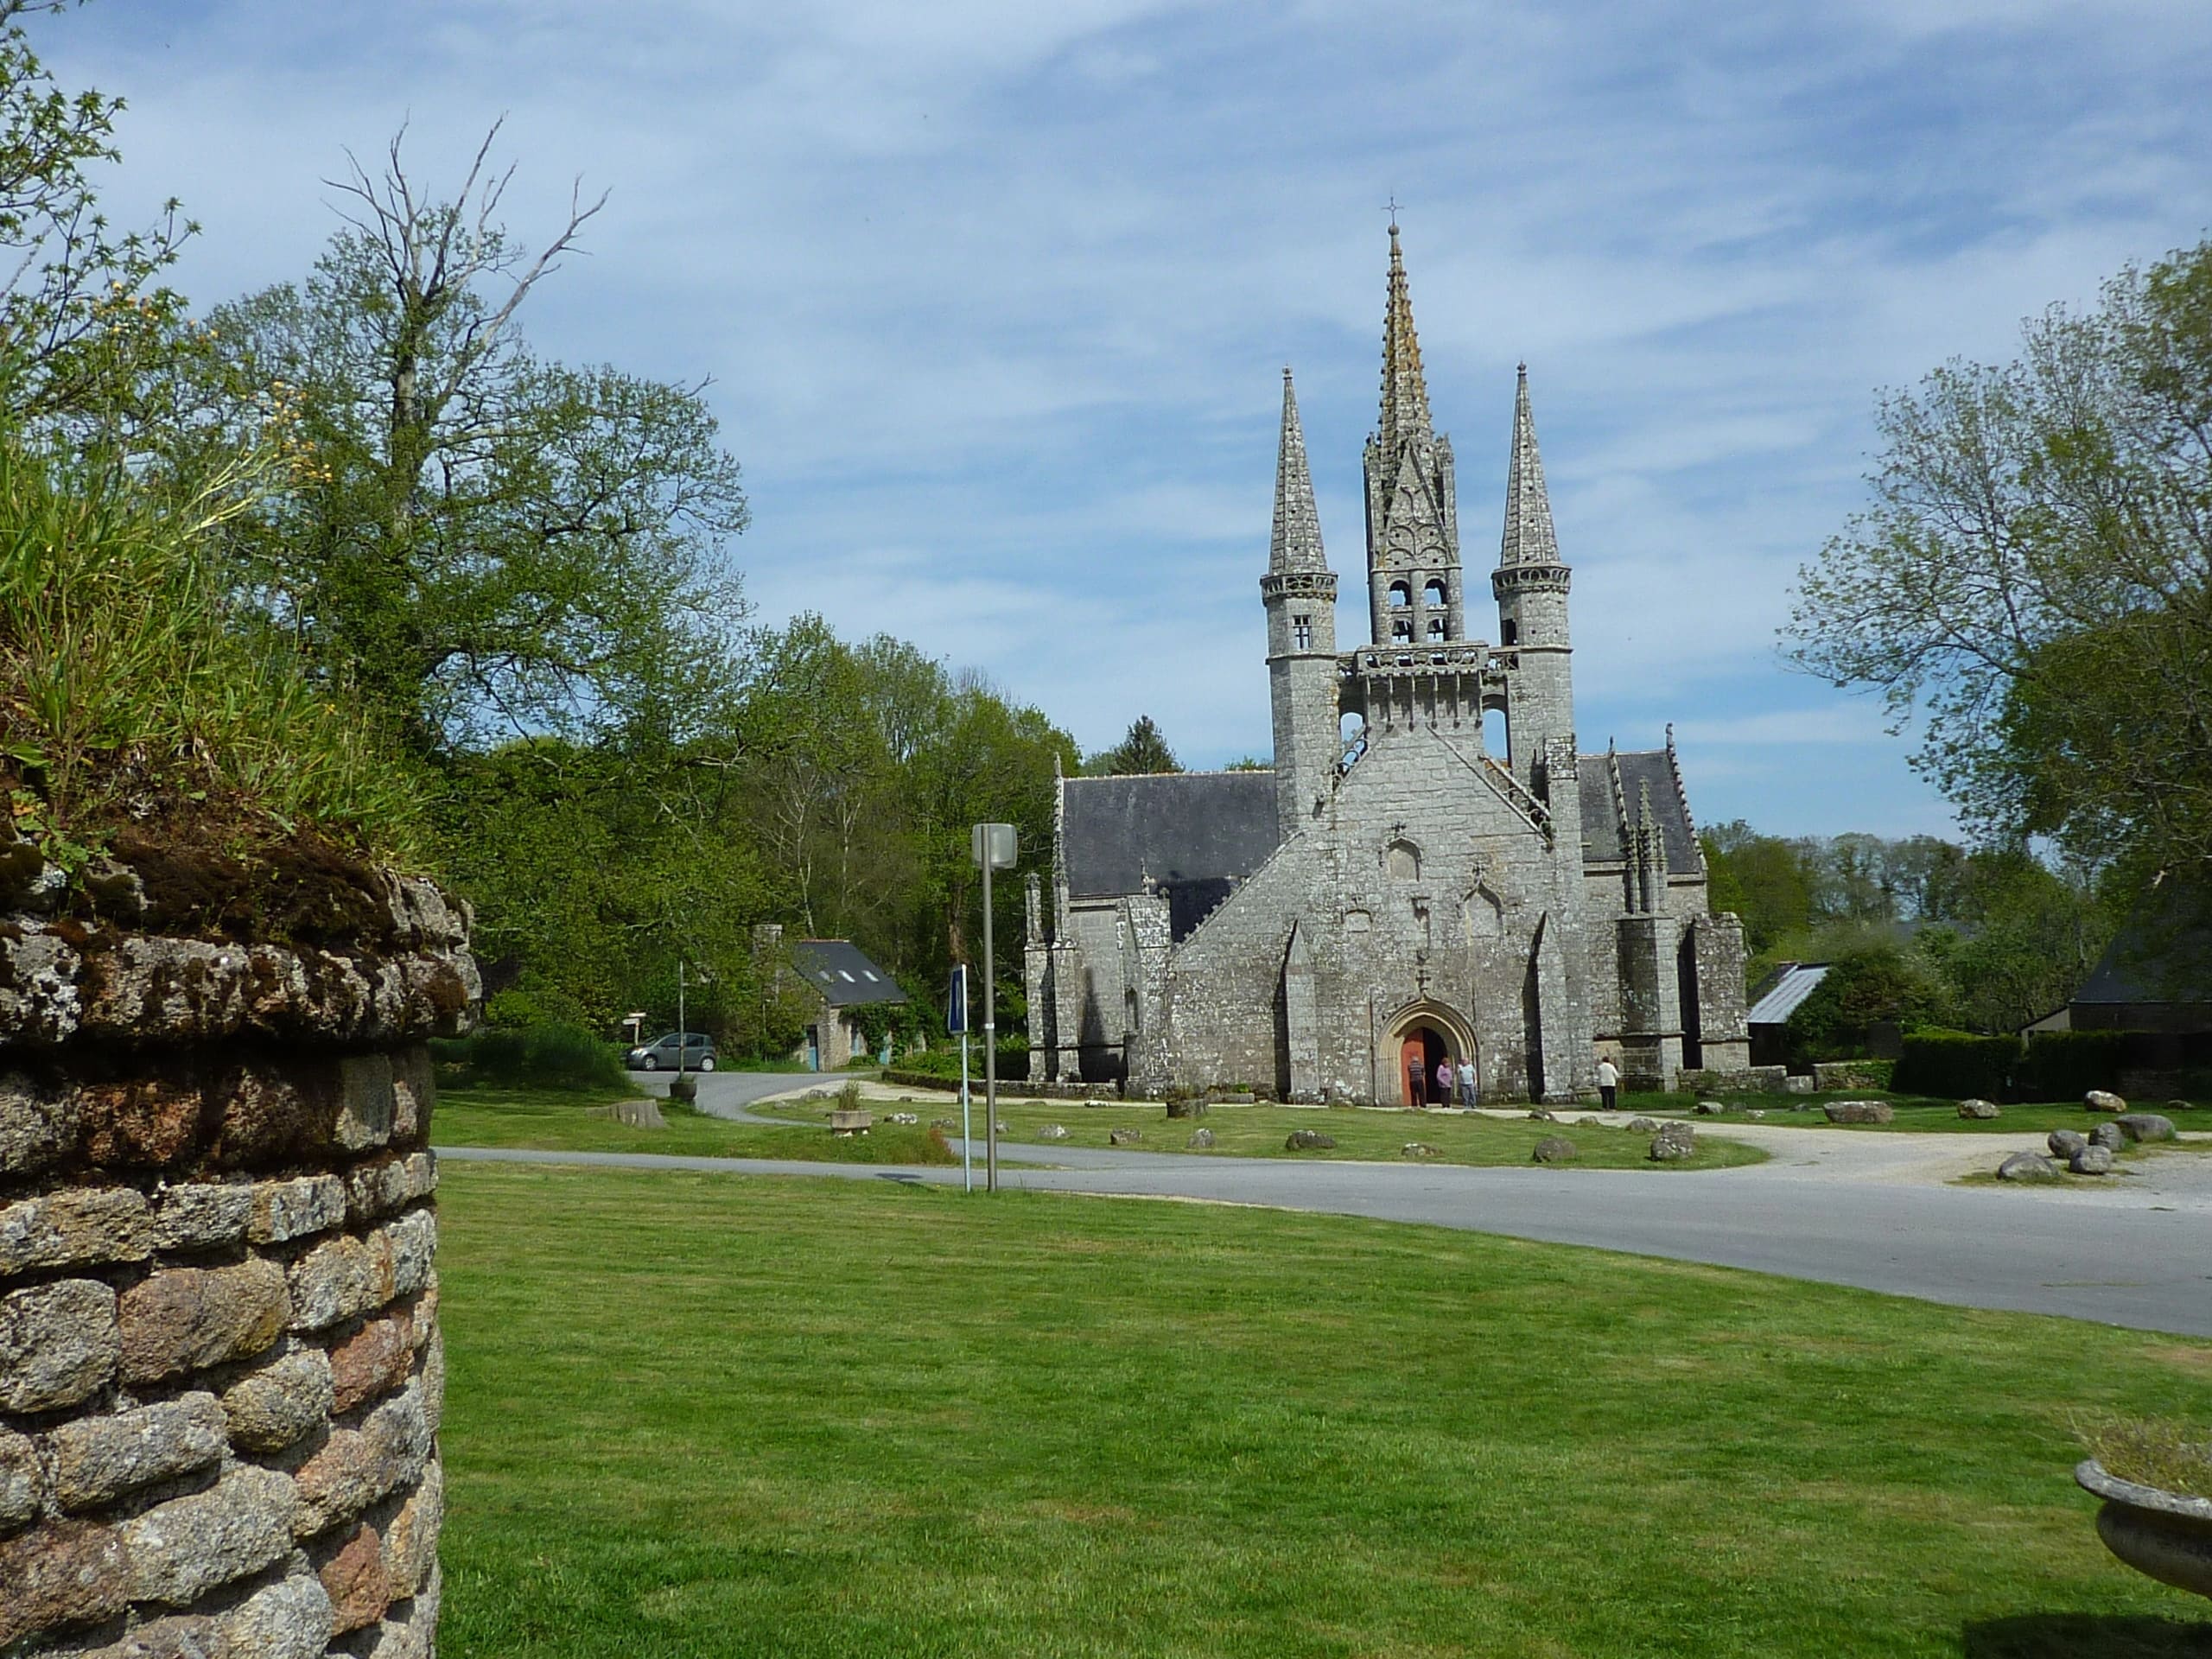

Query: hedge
[2012,1030,2131,1102]
[429,1021,630,1091]
[1891,1030,2019,1100]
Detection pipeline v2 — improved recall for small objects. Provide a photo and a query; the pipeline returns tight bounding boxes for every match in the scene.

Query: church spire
[1270,366,1325,573]
[1378,220,1433,461]
[1499,363,1561,568]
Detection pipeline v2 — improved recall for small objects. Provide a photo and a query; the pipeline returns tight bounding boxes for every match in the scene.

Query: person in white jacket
[1595,1057,1619,1112]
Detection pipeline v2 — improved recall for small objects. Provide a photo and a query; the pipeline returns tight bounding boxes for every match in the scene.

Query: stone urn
[2075,1459,2212,1600]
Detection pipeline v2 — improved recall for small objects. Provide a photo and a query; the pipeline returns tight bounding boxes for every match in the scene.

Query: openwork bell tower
[1492,364,1575,782]
[1363,222,1465,651]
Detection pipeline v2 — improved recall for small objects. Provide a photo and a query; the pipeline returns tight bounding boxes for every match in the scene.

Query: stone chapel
[1024,226,1751,1103]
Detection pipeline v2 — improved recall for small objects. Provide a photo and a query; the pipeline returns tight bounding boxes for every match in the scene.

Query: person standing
[1434,1056,1453,1109]
[1455,1055,1478,1109]
[1596,1056,1619,1113]
[1406,1048,1427,1108]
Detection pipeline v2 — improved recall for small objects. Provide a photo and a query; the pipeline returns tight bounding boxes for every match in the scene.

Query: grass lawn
[435,1162,2212,1658]
[1618,1091,2209,1136]
[773,1090,1768,1170]
[434,1085,957,1166]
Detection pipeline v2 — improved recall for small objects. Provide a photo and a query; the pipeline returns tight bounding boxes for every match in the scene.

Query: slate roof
[788,940,908,1009]
[1062,771,1282,901]
[1576,749,1702,875]
[1745,963,1830,1027]
[2074,888,2212,1007]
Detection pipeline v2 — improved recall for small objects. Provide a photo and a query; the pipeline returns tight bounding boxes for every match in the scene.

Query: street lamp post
[971,823,1017,1192]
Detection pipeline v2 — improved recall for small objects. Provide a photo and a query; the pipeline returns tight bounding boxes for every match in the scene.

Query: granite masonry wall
[0,843,475,1658]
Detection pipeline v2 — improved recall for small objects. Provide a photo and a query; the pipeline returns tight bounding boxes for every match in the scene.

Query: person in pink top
[1434,1057,1452,1107]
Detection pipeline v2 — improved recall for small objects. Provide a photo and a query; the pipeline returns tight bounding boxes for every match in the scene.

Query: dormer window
[1293,614,1313,649]
[1388,581,1410,608]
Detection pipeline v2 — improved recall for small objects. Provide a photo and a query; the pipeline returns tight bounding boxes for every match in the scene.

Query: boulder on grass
[2114,1113,2176,1144]
[2071,1145,2115,1175]
[1997,1151,2060,1183]
[2086,1090,2127,1114]
[1527,1109,1557,1122]
[2165,1098,2195,1113]
[1533,1136,1578,1164]
[1036,1124,1071,1142]
[2048,1129,2088,1159]
[1957,1098,2001,1120]
[1694,1101,1726,1116]
[2089,1122,2126,1153]
[1626,1116,1662,1134]
[1185,1128,1215,1149]
[1286,1128,1337,1151]
[1649,1122,1696,1162]
[1402,1141,1440,1159]
[1107,1127,1141,1147]
[1823,1100,1895,1125]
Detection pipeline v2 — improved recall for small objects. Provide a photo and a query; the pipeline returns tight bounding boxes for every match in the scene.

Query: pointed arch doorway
[1383,998,1478,1107]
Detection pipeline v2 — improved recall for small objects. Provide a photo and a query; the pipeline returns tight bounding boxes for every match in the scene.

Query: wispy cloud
[47,0,2212,837]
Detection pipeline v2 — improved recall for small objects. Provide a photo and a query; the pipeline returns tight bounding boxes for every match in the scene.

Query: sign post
[947,963,972,1192]
[971,823,1018,1192]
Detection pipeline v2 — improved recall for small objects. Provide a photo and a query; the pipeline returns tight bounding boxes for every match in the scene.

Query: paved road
[461,1071,2212,1338]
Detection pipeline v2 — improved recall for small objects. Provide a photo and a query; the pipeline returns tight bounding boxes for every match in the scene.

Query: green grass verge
[435,1162,2212,1658]
[1622,1091,2208,1135]
[770,1091,1765,1170]
[434,1085,956,1166]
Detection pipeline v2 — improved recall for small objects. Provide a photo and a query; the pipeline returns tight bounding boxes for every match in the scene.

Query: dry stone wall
[0,849,474,1657]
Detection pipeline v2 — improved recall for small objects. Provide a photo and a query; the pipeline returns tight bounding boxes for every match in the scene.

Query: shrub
[430,1020,626,1091]
[1891,1031,2018,1099]
[1783,946,1947,1065]
[2013,1030,2130,1101]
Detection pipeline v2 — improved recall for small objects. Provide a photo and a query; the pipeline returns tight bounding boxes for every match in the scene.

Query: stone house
[757,925,909,1070]
[1024,225,1751,1102]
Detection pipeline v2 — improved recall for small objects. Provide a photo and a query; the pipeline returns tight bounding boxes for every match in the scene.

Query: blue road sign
[946,963,969,1035]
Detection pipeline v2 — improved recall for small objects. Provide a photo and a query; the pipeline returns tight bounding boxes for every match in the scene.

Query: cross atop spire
[1498,362,1561,568]
[1378,221,1433,461]
[1270,366,1326,573]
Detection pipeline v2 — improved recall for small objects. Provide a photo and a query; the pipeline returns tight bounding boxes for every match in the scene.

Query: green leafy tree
[200,124,749,755]
[1087,714,1179,776]
[1700,820,1816,955]
[1787,238,2212,878]
[1782,945,1948,1063]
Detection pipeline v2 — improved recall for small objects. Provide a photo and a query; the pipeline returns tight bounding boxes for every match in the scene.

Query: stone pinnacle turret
[1499,364,1561,569]
[1378,221,1433,464]
[1270,366,1326,574]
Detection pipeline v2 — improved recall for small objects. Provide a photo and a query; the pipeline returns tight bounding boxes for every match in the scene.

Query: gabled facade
[1025,226,1751,1102]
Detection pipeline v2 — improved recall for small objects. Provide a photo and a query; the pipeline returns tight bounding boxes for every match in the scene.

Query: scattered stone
[1956,1098,2001,1120]
[1745,1109,1766,1120]
[2048,1128,2088,1160]
[1626,1116,1662,1134]
[995,1121,1008,1134]
[931,1118,957,1130]
[1783,1075,1814,1094]
[1401,1141,1439,1158]
[2165,1098,2195,1113]
[1107,1127,1142,1146]
[885,1111,919,1126]
[48,1391,226,1512]
[1823,1100,1895,1125]
[1285,1129,1337,1151]
[2086,1090,2127,1113]
[1649,1122,1696,1162]
[1694,1100,1725,1116]
[2071,1145,2115,1176]
[2089,1122,2126,1153]
[1036,1124,1071,1141]
[2,1278,119,1411]
[1996,1151,2061,1183]
[1186,1128,1216,1149]
[1526,1108,1556,1122]
[1533,1135,1578,1164]
[2114,1113,2177,1144]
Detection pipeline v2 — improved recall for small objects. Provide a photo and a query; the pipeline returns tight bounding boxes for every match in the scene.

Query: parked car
[626,1031,717,1071]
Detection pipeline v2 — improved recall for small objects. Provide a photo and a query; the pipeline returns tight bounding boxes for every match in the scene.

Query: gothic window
[1463,886,1503,941]
[1388,581,1411,608]
[1482,705,1507,756]
[1293,614,1313,650]
[1427,616,1445,642]
[1344,907,1372,933]
[1423,579,1446,608]
[1414,900,1432,950]
[1386,838,1421,880]
[1391,618,1412,642]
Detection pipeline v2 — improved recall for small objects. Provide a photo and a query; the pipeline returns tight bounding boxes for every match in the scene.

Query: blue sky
[48,0,2212,837]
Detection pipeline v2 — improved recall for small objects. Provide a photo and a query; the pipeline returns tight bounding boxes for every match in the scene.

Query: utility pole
[971,823,1017,1192]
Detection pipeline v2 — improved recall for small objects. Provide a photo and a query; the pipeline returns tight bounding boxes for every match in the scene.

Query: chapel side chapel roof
[788,939,908,1008]
[1745,963,1832,1027]
[1575,748,1702,876]
[1061,771,1282,899]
